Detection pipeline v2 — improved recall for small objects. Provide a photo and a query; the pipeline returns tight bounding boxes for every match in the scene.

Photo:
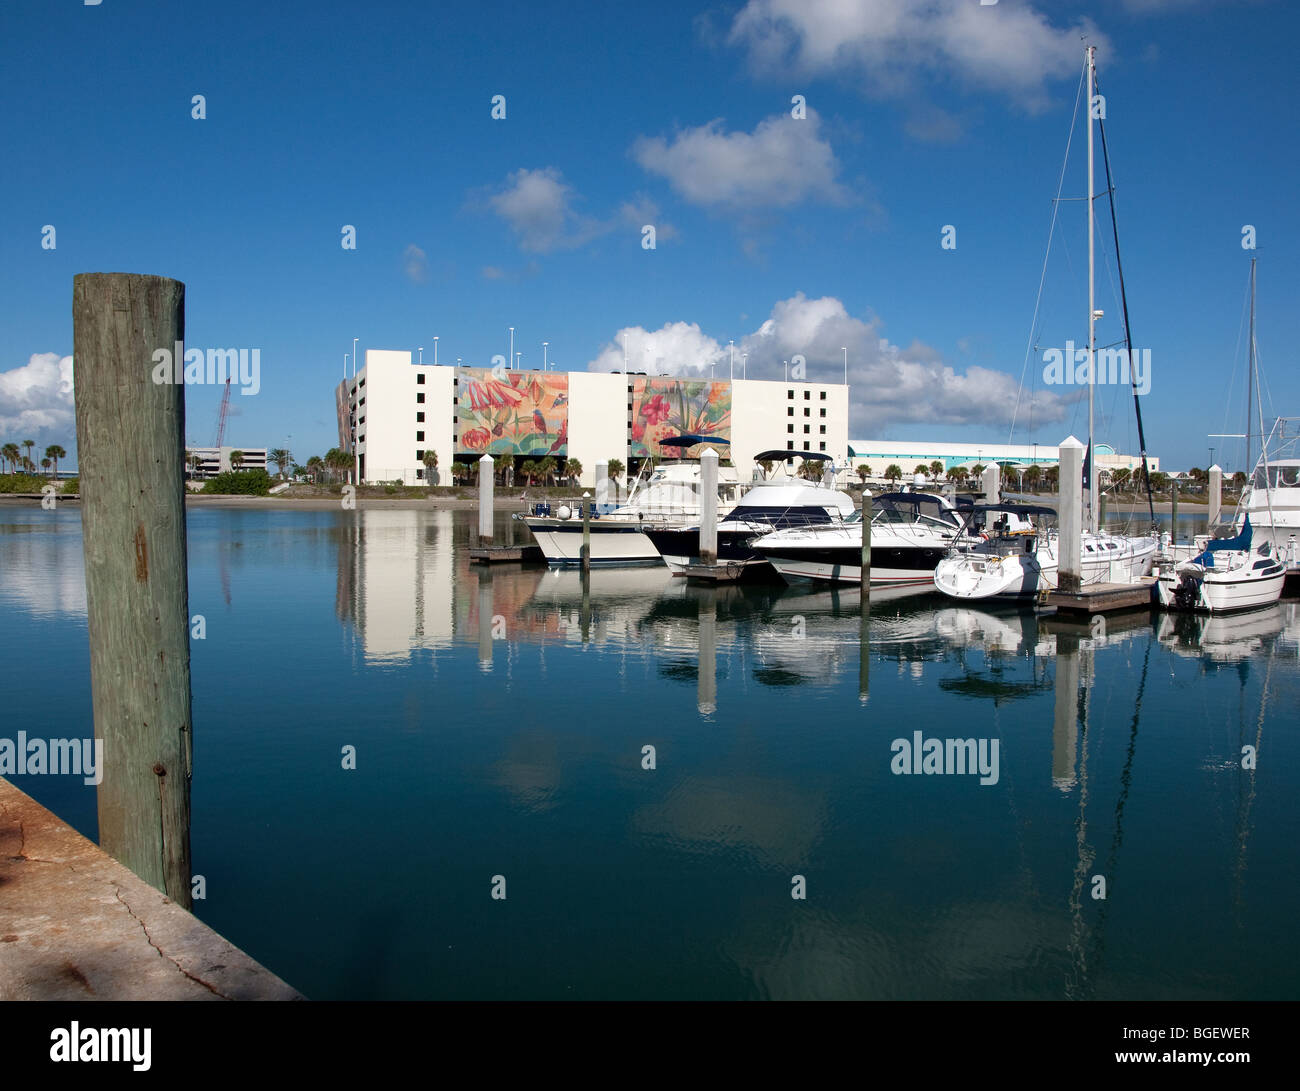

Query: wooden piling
[581,491,591,572]
[1058,435,1084,594]
[699,447,719,567]
[478,454,494,547]
[72,273,192,909]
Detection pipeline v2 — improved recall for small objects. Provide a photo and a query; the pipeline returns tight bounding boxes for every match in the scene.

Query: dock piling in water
[1209,464,1222,530]
[72,272,193,909]
[1058,435,1084,593]
[478,454,494,547]
[1170,483,1179,543]
[699,447,718,566]
[860,492,872,597]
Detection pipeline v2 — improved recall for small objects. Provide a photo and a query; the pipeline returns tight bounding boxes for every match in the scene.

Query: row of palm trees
[2,441,67,477]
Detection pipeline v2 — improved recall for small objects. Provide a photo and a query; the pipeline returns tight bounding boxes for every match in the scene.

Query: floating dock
[678,560,762,585]
[469,544,544,564]
[1043,577,1155,614]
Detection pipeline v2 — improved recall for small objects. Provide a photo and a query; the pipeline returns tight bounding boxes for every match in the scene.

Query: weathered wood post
[859,490,872,598]
[699,447,719,567]
[477,453,494,547]
[72,273,192,909]
[477,569,494,671]
[1208,464,1223,530]
[1058,435,1084,593]
[1170,482,1179,544]
[858,595,870,703]
[581,491,592,572]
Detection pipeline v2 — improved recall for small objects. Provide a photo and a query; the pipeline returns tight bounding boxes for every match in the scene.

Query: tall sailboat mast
[1086,44,1098,534]
[1246,257,1255,476]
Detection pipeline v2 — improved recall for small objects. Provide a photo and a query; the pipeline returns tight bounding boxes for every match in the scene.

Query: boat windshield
[1252,463,1300,490]
[873,494,960,529]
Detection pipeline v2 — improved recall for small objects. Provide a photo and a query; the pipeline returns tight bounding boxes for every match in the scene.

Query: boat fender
[557,504,572,520]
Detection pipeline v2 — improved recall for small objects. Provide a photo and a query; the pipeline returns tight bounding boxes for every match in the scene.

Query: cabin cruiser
[521,436,741,566]
[755,490,972,585]
[933,503,1158,601]
[641,452,856,577]
[1155,517,1285,613]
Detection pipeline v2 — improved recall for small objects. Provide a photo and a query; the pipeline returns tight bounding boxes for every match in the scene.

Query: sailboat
[1155,261,1287,612]
[935,46,1157,602]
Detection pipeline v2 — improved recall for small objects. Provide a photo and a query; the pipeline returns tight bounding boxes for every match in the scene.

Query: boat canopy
[752,449,832,462]
[1192,515,1252,567]
[660,434,730,448]
[970,502,1058,517]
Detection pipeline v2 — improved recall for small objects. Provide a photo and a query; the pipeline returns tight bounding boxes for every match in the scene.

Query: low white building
[186,446,268,477]
[336,350,850,488]
[847,439,1158,479]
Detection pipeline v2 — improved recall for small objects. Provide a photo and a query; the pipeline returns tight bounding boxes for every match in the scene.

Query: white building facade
[337,350,850,488]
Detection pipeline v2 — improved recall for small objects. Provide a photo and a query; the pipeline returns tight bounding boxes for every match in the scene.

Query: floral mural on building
[455,369,569,456]
[629,377,731,458]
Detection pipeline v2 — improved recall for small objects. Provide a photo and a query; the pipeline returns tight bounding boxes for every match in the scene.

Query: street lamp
[433,336,439,366]
[352,337,358,378]
[516,352,522,370]
[509,327,514,371]
[784,359,788,382]
[343,352,349,379]
[543,341,548,371]
[742,352,747,379]
[729,340,734,381]
[841,346,847,385]
[418,346,423,366]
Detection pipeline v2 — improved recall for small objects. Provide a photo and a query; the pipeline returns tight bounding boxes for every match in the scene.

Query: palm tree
[1044,466,1059,492]
[856,464,871,484]
[1111,467,1130,493]
[291,463,305,480]
[268,447,291,479]
[45,445,66,481]
[1024,464,1042,493]
[22,440,34,470]
[41,457,52,475]
[929,460,944,480]
[914,463,929,479]
[884,464,903,487]
[229,449,245,471]
[3,442,21,473]
[946,467,965,488]
[607,457,625,500]
[564,458,583,486]
[538,456,557,487]
[971,462,985,480]
[306,455,323,483]
[423,449,438,484]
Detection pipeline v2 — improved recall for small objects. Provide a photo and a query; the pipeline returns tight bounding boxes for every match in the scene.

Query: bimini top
[971,502,1057,517]
[659,434,730,448]
[752,449,833,462]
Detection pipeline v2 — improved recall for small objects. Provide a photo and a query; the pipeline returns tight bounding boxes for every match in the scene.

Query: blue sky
[2,0,1295,471]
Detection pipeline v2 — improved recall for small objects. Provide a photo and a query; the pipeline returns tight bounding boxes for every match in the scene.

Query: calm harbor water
[2,504,1298,1000]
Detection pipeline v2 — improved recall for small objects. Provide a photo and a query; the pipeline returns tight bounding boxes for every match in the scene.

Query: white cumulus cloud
[0,353,76,449]
[632,109,850,210]
[584,294,1065,433]
[728,0,1106,112]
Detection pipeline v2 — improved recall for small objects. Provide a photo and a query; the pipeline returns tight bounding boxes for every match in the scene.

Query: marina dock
[0,777,302,1001]
[469,544,544,564]
[1043,577,1156,614]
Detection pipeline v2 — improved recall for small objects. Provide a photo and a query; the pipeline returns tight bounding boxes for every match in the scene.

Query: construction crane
[212,377,233,447]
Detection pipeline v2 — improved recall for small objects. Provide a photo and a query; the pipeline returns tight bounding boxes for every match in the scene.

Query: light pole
[509,327,514,371]
[343,352,349,379]
[516,352,522,370]
[622,332,627,374]
[742,352,747,379]
[784,359,788,382]
[418,346,423,366]
[457,356,462,367]
[729,340,734,381]
[433,336,439,366]
[352,337,359,378]
[543,341,548,371]
[841,346,847,385]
